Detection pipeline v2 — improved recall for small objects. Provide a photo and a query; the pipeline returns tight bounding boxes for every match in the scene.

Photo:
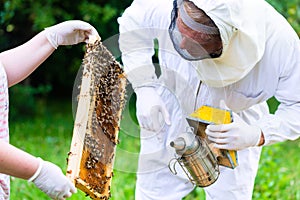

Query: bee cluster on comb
[67,39,127,200]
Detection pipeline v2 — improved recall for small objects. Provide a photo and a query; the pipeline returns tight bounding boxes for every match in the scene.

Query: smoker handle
[168,158,179,175]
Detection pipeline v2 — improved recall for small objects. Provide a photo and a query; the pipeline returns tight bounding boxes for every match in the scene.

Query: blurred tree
[0,0,299,108]
[267,0,300,35]
[0,0,133,98]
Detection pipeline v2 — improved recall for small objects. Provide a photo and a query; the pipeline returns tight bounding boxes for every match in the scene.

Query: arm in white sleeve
[118,0,158,89]
[257,37,300,145]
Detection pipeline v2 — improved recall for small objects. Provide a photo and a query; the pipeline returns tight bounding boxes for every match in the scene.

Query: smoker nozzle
[170,137,186,151]
[170,133,200,156]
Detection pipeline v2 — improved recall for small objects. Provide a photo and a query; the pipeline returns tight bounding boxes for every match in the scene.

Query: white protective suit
[118,0,300,199]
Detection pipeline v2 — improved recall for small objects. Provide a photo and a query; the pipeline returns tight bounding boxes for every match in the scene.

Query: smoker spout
[170,137,186,151]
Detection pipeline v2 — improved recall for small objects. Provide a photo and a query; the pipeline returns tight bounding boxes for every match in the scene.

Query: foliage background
[0,0,132,108]
[0,0,299,102]
[0,0,300,199]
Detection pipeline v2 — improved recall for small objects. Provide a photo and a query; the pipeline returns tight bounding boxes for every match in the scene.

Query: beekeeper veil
[169,0,266,87]
[169,0,222,61]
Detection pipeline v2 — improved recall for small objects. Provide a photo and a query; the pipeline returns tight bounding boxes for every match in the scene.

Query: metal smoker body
[169,129,219,187]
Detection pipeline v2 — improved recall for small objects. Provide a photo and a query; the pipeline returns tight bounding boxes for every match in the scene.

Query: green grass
[9,98,139,200]
[9,99,300,199]
[254,140,300,200]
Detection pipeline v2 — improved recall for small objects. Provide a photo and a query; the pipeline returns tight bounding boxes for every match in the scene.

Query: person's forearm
[0,31,55,87]
[0,140,38,180]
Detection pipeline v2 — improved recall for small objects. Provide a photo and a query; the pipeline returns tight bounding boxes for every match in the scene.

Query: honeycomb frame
[66,39,126,199]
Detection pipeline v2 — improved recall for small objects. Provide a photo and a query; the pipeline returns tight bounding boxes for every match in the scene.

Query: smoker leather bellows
[66,37,127,199]
[169,128,219,187]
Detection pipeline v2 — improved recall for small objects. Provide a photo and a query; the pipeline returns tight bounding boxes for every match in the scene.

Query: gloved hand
[205,112,262,150]
[44,20,100,49]
[135,86,171,132]
[28,157,77,200]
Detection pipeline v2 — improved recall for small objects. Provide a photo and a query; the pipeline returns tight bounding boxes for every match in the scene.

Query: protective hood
[189,0,266,87]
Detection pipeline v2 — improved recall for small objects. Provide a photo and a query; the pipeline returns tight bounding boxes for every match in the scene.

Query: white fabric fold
[189,0,266,87]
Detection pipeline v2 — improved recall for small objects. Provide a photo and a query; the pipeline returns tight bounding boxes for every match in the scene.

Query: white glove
[135,87,171,132]
[28,158,77,200]
[44,20,100,49]
[205,112,262,150]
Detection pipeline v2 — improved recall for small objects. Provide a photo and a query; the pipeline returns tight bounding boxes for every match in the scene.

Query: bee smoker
[169,128,219,187]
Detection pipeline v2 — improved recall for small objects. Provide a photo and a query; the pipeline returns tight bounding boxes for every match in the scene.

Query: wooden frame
[66,39,126,199]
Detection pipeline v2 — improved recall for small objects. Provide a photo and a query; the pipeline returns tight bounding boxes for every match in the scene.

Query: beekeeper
[118,0,300,199]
